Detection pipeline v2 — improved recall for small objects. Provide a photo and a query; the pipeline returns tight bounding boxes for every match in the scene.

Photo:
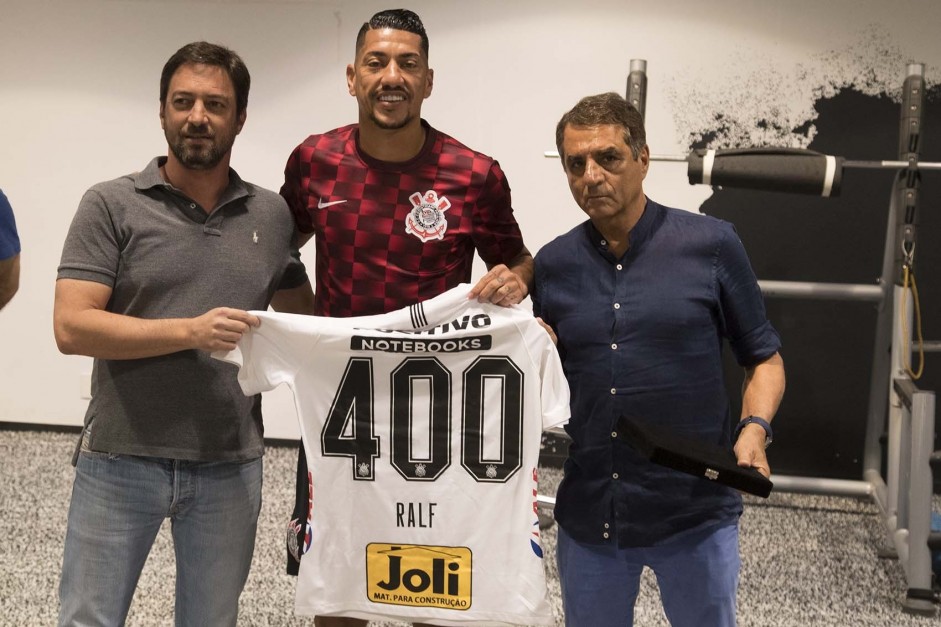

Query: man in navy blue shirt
[533,93,785,627]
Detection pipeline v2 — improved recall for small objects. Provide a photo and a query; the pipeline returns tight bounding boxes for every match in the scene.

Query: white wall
[2,0,939,438]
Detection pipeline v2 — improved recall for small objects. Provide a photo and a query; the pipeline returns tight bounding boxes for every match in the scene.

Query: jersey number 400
[320,355,524,484]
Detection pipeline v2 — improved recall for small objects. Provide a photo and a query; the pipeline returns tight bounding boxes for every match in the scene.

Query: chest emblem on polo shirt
[405,190,451,242]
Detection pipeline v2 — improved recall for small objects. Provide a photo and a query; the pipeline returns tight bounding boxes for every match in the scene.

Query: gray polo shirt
[58,157,307,461]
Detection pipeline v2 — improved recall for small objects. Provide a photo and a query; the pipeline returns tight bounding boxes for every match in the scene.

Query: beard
[366,90,416,130]
[368,110,414,131]
[166,125,235,170]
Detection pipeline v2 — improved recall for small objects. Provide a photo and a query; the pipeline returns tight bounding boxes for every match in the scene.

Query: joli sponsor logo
[366,543,472,610]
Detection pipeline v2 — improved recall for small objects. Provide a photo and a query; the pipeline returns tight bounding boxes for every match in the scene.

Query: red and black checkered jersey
[280,120,527,317]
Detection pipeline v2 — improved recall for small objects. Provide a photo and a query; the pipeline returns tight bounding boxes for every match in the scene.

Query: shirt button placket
[611,263,623,401]
[609,253,624,544]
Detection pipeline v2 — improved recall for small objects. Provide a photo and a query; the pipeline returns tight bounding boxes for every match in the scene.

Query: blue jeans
[557,522,740,627]
[58,451,263,627]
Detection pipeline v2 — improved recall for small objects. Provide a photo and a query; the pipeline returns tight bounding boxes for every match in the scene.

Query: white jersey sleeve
[216,284,570,626]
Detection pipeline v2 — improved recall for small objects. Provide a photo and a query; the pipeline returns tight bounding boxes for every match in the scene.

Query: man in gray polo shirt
[54,42,312,627]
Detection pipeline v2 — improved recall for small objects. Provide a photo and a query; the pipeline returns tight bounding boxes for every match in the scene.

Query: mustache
[182,125,213,138]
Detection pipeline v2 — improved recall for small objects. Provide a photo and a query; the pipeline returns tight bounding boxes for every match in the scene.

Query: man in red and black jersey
[278,9,534,623]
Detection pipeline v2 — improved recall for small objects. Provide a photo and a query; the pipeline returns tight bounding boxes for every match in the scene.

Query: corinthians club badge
[405,190,451,242]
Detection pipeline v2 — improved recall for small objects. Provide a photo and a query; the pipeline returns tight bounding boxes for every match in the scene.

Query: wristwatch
[734,415,773,448]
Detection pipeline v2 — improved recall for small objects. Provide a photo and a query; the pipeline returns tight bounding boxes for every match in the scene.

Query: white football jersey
[217,284,570,625]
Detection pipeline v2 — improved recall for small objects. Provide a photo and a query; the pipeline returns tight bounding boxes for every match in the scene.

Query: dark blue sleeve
[716,223,781,366]
[0,189,21,260]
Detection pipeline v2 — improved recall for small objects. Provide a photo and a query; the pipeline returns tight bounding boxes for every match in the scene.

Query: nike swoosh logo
[317,198,348,209]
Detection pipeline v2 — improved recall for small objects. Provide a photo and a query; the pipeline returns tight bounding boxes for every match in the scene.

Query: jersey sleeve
[214,312,321,396]
[470,161,528,267]
[537,331,570,431]
[518,316,570,431]
[280,142,315,235]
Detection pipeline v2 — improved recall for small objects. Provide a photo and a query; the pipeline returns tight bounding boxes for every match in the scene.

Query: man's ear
[236,110,247,135]
[346,64,356,96]
[424,67,434,99]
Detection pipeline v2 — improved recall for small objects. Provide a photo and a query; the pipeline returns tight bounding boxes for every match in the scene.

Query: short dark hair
[355,9,429,59]
[555,92,646,162]
[159,42,250,116]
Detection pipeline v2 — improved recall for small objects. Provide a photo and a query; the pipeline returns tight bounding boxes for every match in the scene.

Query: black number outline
[320,357,380,480]
[461,356,524,483]
[390,357,452,481]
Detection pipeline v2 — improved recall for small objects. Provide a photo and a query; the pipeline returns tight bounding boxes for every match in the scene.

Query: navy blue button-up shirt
[533,198,781,547]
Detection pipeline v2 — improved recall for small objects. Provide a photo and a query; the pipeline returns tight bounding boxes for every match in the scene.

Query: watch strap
[734,415,773,448]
